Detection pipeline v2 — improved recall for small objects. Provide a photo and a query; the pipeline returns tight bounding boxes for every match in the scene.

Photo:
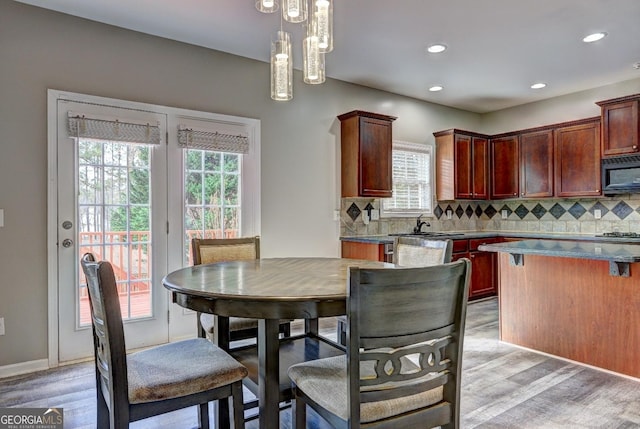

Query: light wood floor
[1,298,639,428]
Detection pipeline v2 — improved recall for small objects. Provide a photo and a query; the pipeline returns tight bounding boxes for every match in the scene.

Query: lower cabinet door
[468,251,496,298]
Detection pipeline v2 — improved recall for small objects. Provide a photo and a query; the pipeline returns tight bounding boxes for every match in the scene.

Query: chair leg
[337,319,346,346]
[216,396,231,429]
[198,403,210,429]
[96,389,110,429]
[196,312,207,339]
[292,397,306,429]
[231,381,245,429]
[282,321,291,338]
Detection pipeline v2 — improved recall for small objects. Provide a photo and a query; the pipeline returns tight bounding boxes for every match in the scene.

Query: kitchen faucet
[413,214,431,234]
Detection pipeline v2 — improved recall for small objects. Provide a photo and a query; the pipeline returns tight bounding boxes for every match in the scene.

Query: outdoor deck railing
[77,229,238,323]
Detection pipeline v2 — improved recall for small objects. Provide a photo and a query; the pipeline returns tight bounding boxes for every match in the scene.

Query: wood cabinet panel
[338,111,396,198]
[520,130,554,198]
[490,135,519,199]
[498,253,640,378]
[435,130,489,200]
[597,95,639,156]
[472,137,489,199]
[341,241,386,262]
[554,121,601,197]
[454,134,473,198]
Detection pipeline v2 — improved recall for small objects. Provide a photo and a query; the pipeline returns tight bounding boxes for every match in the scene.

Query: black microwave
[601,154,640,195]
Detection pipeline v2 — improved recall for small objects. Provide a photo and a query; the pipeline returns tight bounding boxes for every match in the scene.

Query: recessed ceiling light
[429,85,443,92]
[582,32,607,43]
[531,83,546,89]
[426,44,447,54]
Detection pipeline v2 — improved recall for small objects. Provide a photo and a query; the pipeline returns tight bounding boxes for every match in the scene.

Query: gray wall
[480,78,640,134]
[0,0,480,367]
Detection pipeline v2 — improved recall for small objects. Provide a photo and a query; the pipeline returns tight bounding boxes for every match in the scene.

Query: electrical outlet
[594,209,602,219]
[502,209,509,220]
[446,209,453,220]
[0,209,4,227]
[333,210,340,221]
[0,317,5,336]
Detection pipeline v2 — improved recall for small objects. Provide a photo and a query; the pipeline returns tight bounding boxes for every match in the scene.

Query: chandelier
[256,0,334,101]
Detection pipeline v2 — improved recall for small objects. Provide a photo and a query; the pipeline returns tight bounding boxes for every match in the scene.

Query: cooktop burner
[598,232,640,238]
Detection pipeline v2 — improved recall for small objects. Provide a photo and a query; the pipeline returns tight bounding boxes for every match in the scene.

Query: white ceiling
[15,0,640,113]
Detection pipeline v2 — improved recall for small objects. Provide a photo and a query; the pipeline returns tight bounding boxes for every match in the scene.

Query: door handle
[62,239,73,248]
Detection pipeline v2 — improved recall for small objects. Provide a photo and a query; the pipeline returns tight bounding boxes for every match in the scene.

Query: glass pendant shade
[303,34,325,84]
[312,0,333,52]
[256,0,279,13]
[282,0,307,23]
[271,31,293,101]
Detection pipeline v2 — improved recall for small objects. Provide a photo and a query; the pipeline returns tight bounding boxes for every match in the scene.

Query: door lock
[62,239,73,248]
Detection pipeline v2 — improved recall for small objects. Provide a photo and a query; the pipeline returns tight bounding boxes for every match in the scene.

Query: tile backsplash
[340,195,640,237]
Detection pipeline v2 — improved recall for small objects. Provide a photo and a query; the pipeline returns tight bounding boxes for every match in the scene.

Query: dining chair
[289,259,471,429]
[191,236,292,345]
[80,253,247,429]
[336,237,453,346]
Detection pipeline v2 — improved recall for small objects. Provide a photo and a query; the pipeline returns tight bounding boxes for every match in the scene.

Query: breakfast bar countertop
[478,239,640,263]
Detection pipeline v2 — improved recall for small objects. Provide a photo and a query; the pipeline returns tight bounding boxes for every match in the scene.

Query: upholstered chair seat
[127,339,247,404]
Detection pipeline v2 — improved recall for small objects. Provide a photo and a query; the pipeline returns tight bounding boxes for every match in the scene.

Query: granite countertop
[340,231,640,245]
[478,239,640,263]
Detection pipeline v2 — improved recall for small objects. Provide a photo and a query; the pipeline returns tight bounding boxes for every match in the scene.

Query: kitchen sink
[388,232,465,237]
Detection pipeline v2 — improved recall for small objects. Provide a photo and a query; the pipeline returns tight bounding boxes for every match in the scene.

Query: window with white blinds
[382,141,433,216]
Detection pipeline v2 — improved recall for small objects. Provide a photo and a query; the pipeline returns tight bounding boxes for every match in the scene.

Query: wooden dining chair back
[393,236,453,266]
[192,236,260,265]
[191,236,291,343]
[289,259,471,429]
[81,253,247,429]
[337,237,453,346]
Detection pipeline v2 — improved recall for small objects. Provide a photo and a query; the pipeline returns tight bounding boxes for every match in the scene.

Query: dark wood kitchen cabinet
[338,110,397,198]
[434,129,489,200]
[490,135,519,199]
[554,120,601,197]
[597,94,640,157]
[519,130,554,198]
[451,237,499,299]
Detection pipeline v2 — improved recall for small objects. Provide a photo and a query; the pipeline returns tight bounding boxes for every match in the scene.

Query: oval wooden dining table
[162,257,393,429]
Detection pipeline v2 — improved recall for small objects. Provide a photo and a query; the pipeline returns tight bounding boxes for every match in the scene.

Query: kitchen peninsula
[479,239,640,379]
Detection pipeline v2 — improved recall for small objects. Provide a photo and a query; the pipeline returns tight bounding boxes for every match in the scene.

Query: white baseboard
[0,359,49,379]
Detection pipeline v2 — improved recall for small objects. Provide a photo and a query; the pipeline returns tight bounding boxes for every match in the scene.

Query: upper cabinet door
[359,116,393,197]
[554,121,601,197]
[519,130,554,198]
[454,134,473,199]
[597,95,640,157]
[472,137,489,199]
[338,110,396,198]
[490,135,519,199]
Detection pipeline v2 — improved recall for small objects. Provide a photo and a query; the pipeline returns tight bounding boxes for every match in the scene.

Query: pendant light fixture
[256,0,279,13]
[282,0,307,23]
[261,0,333,101]
[271,30,293,100]
[311,0,333,52]
[303,23,325,84]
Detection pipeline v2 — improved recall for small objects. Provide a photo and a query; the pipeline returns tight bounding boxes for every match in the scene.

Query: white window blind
[68,113,161,145]
[383,141,433,215]
[177,125,249,154]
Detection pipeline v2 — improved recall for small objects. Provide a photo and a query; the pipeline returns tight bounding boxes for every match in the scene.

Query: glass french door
[56,99,169,362]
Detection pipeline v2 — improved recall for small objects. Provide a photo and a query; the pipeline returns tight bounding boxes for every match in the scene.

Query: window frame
[381,140,434,218]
